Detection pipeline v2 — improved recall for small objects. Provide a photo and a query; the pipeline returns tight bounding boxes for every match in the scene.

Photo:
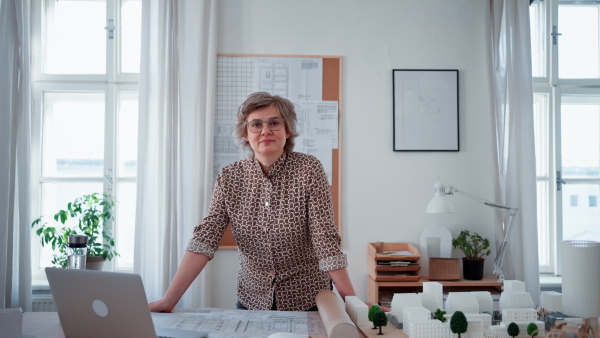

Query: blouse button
[265,201,269,207]
[263,227,268,232]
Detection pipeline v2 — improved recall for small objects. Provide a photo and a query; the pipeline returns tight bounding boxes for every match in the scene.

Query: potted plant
[31,193,119,269]
[452,230,490,280]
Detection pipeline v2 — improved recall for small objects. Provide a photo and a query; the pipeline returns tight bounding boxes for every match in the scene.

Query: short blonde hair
[233,92,299,154]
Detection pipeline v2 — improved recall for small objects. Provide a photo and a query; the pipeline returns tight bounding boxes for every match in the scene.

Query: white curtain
[0,0,32,311]
[134,0,217,308]
[489,0,540,304]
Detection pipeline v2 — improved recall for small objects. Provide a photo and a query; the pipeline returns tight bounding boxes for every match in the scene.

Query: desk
[368,275,504,305]
[23,312,416,338]
[357,324,407,338]
[21,311,330,338]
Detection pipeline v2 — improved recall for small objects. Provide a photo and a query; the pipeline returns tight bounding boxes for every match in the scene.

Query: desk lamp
[425,180,519,282]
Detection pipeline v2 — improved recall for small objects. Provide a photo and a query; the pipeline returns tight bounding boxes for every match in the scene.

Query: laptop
[45,267,207,338]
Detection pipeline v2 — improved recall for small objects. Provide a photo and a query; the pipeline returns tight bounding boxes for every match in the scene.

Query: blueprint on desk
[152,308,327,338]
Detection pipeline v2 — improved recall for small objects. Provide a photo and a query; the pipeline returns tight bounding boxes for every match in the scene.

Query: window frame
[533,86,555,274]
[30,0,139,283]
[532,0,600,276]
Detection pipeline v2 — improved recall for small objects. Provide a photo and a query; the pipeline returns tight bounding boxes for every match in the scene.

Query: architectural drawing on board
[402,79,455,147]
[215,56,333,182]
[393,69,458,151]
[258,61,289,98]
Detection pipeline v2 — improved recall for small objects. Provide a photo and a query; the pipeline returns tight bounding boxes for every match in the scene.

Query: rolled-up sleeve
[307,159,348,272]
[186,172,230,260]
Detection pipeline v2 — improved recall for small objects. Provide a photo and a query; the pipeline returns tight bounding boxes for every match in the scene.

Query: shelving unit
[367,243,504,306]
[368,242,421,282]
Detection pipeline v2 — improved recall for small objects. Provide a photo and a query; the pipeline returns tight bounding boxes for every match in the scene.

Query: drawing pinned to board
[393,69,459,151]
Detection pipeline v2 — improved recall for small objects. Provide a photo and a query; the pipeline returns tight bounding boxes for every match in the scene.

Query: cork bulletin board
[215,54,343,248]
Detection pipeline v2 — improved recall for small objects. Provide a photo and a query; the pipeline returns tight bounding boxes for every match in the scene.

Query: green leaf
[58,210,68,224]
[32,218,42,227]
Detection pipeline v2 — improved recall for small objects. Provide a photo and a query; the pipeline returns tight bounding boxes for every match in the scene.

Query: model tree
[507,322,520,337]
[368,304,382,329]
[433,308,447,322]
[372,309,388,335]
[450,311,468,338]
[527,322,539,337]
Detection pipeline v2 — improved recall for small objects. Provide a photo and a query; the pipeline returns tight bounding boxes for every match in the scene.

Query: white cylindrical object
[315,290,360,338]
[561,240,600,318]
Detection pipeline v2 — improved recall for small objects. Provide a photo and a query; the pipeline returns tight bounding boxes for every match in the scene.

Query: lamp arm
[446,186,519,282]
[448,187,509,211]
[493,210,518,282]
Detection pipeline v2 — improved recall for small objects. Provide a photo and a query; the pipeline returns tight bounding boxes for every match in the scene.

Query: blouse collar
[252,151,289,178]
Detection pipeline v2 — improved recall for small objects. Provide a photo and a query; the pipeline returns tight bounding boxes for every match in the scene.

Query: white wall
[208,0,498,309]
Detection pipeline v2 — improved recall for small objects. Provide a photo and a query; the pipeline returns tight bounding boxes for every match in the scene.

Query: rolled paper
[315,290,360,338]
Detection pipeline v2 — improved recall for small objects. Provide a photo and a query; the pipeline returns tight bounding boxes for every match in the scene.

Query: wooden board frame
[216,54,343,249]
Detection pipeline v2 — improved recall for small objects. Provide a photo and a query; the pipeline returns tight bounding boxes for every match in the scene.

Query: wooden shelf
[368,242,421,282]
[367,275,504,305]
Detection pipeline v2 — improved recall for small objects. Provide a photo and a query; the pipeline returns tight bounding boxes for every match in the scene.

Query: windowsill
[540,274,562,289]
[32,277,49,290]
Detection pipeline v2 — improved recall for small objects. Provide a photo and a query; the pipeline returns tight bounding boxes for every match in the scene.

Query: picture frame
[392,69,459,151]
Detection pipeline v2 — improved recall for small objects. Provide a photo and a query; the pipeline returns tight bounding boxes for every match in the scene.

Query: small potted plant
[31,193,119,269]
[452,230,490,280]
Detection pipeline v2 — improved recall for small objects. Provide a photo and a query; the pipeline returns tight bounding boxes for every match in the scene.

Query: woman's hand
[365,301,390,312]
[149,251,211,313]
[149,298,175,313]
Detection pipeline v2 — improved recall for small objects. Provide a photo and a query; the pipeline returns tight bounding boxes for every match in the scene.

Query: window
[31,0,141,281]
[570,195,578,207]
[531,0,600,275]
[589,195,597,207]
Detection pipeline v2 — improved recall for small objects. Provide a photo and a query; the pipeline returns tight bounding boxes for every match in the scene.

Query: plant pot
[462,258,484,280]
[86,256,106,270]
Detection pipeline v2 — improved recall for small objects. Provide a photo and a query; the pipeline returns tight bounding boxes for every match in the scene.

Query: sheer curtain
[134,0,217,308]
[489,0,540,304]
[0,0,32,311]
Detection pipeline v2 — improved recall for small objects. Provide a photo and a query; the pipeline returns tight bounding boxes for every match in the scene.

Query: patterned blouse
[187,151,347,311]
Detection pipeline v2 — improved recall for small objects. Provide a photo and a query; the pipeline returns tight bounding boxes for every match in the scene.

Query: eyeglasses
[245,117,285,133]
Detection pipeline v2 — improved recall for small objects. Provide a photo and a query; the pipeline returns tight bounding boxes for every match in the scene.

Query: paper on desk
[267,333,308,338]
[152,308,324,338]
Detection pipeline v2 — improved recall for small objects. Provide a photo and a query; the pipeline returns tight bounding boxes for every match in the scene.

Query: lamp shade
[425,182,455,213]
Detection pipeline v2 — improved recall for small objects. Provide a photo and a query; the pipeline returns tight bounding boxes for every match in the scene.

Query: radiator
[32,291,56,312]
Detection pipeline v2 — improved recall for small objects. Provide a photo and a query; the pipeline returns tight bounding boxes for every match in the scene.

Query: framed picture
[393,69,459,151]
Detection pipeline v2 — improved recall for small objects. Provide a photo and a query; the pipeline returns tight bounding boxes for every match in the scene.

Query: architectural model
[344,296,369,326]
[389,281,546,338]
[391,293,423,324]
[350,278,598,337]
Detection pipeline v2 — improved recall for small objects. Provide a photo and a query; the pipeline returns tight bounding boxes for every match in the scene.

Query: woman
[150,92,357,312]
